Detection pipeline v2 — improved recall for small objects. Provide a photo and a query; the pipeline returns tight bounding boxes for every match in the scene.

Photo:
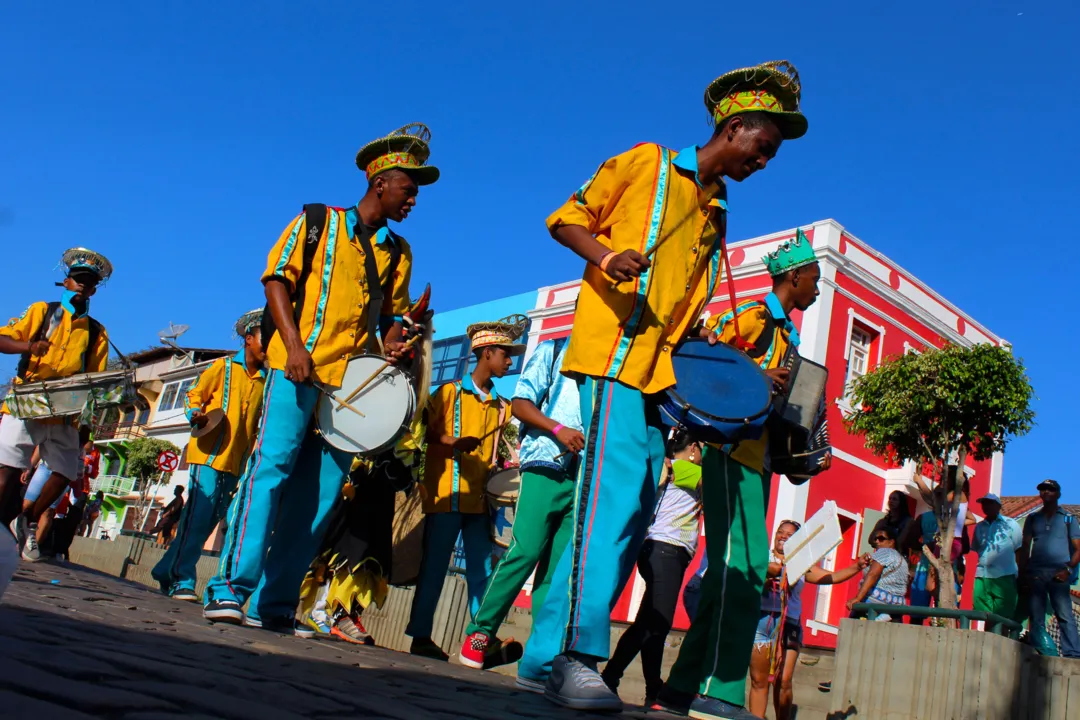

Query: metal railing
[91,474,137,496]
[851,602,1023,639]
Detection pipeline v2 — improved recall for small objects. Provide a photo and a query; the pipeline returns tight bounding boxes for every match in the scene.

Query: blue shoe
[544,654,622,712]
[688,696,762,720]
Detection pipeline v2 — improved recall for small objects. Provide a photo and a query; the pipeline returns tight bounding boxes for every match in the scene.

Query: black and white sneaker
[21,523,41,562]
[203,599,244,625]
[171,586,199,602]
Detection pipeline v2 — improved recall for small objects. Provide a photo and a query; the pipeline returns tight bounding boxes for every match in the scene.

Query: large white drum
[6,369,136,420]
[316,354,415,456]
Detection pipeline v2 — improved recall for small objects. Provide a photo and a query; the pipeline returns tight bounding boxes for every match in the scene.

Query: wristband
[552,423,565,435]
[598,251,615,273]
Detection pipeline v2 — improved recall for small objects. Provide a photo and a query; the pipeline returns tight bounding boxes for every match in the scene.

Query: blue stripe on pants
[518,377,665,681]
[405,511,493,639]
[204,369,352,615]
[152,464,239,591]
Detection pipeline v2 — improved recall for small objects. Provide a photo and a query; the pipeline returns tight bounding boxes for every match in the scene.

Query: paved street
[0,563,663,719]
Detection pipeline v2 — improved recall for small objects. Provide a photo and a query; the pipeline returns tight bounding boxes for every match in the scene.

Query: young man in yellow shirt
[521,62,808,713]
[152,309,266,602]
[406,317,524,660]
[660,230,823,720]
[0,248,112,564]
[204,125,438,629]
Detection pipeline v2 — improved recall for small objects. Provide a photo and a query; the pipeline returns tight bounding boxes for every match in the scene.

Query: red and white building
[501,218,1007,648]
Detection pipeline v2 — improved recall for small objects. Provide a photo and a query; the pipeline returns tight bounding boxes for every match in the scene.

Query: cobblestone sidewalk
[0,563,664,719]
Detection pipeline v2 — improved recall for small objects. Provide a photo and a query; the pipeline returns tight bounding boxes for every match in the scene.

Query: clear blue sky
[1,2,1075,498]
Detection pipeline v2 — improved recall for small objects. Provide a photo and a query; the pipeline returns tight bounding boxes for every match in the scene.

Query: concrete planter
[829,618,1080,719]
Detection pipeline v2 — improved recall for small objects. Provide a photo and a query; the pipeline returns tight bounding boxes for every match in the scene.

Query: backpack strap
[261,204,327,352]
[352,226,387,354]
[17,301,62,380]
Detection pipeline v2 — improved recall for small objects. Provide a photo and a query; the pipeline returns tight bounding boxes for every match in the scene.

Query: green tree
[844,343,1035,610]
[125,437,181,481]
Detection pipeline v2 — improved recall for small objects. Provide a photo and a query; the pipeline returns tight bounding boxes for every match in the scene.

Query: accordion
[768,346,832,483]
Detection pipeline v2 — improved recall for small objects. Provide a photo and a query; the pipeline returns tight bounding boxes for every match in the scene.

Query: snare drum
[485,466,521,506]
[6,369,136,420]
[315,354,415,456]
[658,338,772,445]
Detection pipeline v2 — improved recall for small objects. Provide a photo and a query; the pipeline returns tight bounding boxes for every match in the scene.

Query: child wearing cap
[0,247,112,565]
[405,316,524,661]
[151,309,267,603]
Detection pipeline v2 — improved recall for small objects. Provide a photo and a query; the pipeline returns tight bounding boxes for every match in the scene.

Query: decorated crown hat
[704,60,807,140]
[61,247,114,284]
[234,308,264,338]
[762,229,818,276]
[467,314,529,357]
[355,123,440,186]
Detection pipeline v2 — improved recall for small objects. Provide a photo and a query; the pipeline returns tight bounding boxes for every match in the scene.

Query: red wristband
[598,251,615,273]
[552,423,565,435]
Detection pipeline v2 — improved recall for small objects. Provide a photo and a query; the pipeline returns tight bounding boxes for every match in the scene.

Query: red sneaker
[459,631,489,669]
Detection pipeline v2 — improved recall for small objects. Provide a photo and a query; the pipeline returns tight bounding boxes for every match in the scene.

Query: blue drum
[658,338,773,445]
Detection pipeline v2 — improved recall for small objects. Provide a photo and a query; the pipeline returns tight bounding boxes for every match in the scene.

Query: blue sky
[1,2,1074,498]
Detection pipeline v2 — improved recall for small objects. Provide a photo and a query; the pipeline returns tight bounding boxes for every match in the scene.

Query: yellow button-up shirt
[703,293,794,473]
[262,205,413,388]
[422,376,510,515]
[183,354,266,476]
[1,300,109,385]
[548,144,727,394]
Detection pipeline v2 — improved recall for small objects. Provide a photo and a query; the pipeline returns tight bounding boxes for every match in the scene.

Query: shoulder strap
[540,338,566,410]
[17,301,62,380]
[490,399,509,468]
[84,318,102,372]
[351,225,385,354]
[745,302,776,360]
[261,204,327,352]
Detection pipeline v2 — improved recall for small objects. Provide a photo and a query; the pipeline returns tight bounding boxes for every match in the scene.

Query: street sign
[156,450,179,473]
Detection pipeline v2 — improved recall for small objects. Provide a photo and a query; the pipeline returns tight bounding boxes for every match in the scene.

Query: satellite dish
[158,322,190,351]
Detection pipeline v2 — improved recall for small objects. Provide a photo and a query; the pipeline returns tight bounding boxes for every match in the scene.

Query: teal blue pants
[519,377,665,681]
[204,369,353,620]
[152,464,238,593]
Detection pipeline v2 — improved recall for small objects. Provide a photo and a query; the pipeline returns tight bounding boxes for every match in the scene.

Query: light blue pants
[151,464,238,592]
[25,463,63,509]
[519,377,665,681]
[204,369,352,620]
[406,510,493,639]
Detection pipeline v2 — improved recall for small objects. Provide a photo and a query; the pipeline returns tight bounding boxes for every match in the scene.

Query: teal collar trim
[764,292,800,348]
[461,372,499,402]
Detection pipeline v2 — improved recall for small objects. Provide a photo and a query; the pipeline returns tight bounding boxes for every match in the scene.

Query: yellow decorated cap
[467,314,529,356]
[704,60,807,140]
[355,123,440,186]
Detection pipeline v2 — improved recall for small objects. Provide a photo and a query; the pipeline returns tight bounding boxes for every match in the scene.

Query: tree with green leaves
[123,437,182,533]
[844,343,1035,610]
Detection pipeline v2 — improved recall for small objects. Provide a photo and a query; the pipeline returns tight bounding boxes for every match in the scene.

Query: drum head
[668,339,772,423]
[316,355,415,456]
[191,408,225,438]
[486,467,521,504]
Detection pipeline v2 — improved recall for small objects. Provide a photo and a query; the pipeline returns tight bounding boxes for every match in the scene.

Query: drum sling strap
[16,301,102,380]
[261,204,400,355]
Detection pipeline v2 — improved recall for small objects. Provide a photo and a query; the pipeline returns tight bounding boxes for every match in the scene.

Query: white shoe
[21,524,41,562]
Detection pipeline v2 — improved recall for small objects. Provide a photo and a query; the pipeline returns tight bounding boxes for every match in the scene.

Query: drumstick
[314,383,366,418]
[608,182,722,290]
[342,333,424,404]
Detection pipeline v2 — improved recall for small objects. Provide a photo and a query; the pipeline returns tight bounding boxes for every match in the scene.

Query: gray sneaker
[21,523,41,562]
[544,654,623,712]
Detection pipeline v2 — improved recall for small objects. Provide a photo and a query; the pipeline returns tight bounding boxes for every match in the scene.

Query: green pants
[666,448,770,706]
[973,575,1019,619]
[466,467,574,639]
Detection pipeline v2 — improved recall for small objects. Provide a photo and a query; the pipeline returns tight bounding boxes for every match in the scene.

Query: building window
[158,378,196,412]
[430,336,471,384]
[844,324,875,401]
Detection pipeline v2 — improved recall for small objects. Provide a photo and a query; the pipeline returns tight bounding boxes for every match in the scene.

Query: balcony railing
[91,474,137,496]
[94,420,147,441]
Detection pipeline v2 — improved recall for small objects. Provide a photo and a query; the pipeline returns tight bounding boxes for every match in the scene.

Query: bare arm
[511,398,585,453]
[264,279,313,383]
[912,475,934,505]
[848,562,883,607]
[807,561,863,585]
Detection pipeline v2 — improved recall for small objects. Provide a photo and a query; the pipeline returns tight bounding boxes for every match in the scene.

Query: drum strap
[718,239,753,352]
[351,223,390,354]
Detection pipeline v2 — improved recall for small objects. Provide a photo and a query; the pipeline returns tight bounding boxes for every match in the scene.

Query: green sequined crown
[762,228,817,276]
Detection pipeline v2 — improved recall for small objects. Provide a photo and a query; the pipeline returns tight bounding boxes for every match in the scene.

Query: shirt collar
[345,206,397,247]
[461,372,499,402]
[60,290,89,319]
[231,351,266,378]
[672,146,729,211]
[764,292,800,347]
